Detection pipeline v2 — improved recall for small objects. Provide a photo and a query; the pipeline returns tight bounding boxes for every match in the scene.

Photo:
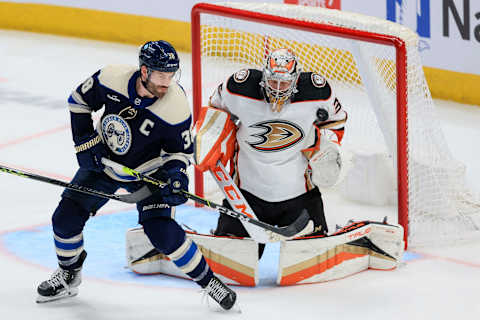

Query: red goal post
[190,2,480,248]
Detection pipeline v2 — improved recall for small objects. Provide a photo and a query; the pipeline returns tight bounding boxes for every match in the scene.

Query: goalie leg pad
[126,228,259,286]
[140,218,214,288]
[277,221,404,285]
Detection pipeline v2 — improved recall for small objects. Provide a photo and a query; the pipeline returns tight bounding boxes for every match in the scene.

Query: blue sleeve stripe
[68,93,88,106]
[173,242,198,268]
[67,95,76,104]
[54,239,84,251]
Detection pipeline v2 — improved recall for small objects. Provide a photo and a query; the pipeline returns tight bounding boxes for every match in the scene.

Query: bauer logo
[283,0,340,10]
[102,114,132,155]
[387,0,431,49]
[247,120,304,152]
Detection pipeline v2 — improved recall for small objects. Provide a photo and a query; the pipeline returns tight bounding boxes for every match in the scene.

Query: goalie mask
[261,48,300,112]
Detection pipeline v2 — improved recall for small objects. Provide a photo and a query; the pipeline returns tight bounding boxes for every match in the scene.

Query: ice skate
[204,275,237,311]
[36,250,87,303]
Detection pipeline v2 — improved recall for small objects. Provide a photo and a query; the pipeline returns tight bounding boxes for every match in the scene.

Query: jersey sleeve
[209,80,229,112]
[302,82,348,160]
[159,116,194,171]
[67,70,107,144]
[313,83,347,144]
[209,70,262,123]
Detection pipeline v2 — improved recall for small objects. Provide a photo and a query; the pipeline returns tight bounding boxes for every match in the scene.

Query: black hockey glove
[149,166,188,207]
[164,167,189,206]
[74,132,108,172]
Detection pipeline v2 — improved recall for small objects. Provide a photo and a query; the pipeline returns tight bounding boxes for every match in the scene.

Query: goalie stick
[101,158,311,241]
[207,161,314,242]
[0,164,152,204]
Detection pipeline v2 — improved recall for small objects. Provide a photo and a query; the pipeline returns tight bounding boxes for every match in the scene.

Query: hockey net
[191,2,480,247]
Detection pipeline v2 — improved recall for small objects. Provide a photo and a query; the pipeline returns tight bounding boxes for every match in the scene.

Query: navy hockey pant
[51,168,213,287]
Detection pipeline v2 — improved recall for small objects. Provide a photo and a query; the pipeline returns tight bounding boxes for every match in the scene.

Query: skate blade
[36,288,79,303]
[203,296,242,313]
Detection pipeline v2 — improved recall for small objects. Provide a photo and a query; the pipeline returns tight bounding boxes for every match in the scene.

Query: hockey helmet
[261,48,300,111]
[139,40,180,73]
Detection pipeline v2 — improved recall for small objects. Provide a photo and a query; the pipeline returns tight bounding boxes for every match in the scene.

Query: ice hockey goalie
[125,90,404,286]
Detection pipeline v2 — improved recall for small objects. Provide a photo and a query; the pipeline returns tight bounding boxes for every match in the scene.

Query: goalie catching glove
[309,135,342,189]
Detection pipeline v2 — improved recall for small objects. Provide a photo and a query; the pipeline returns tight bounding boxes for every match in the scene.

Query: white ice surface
[1,30,480,320]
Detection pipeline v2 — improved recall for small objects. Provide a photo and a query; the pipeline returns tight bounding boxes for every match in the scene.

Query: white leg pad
[126,227,259,286]
[277,222,404,285]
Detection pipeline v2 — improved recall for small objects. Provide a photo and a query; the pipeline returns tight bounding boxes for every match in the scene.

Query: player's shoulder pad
[292,72,332,102]
[97,65,137,97]
[147,82,191,125]
[226,69,264,100]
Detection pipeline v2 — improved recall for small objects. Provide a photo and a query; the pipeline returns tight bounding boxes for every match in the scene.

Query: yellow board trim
[0,2,479,105]
[0,2,191,51]
[424,67,480,106]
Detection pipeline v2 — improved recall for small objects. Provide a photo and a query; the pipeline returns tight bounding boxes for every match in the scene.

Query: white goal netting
[192,2,480,247]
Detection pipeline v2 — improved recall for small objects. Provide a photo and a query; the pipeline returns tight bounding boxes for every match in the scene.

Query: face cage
[261,68,299,107]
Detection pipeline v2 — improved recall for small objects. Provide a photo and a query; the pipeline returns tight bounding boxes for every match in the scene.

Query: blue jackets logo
[102,114,132,155]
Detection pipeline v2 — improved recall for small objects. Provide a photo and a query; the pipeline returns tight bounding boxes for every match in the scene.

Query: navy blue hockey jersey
[68,65,193,181]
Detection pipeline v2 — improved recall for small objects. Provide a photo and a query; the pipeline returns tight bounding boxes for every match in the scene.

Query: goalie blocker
[126,220,403,286]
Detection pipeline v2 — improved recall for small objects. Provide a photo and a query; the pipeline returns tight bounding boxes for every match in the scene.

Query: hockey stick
[0,164,152,203]
[208,161,313,241]
[101,158,311,241]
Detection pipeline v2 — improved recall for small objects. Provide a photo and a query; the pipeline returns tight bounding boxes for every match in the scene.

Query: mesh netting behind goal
[191,2,480,247]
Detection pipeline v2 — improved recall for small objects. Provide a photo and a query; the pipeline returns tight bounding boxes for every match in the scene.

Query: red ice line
[0,124,70,150]
[410,250,480,269]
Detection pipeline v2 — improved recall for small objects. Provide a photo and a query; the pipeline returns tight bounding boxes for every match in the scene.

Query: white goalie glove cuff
[309,138,342,189]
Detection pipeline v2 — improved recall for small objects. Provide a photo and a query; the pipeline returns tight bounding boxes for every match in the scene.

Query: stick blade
[277,209,312,237]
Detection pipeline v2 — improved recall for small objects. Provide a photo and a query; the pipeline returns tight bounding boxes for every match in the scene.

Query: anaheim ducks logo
[247,120,304,152]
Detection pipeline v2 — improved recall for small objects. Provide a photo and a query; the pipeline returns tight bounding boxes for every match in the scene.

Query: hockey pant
[214,187,328,258]
[51,168,213,287]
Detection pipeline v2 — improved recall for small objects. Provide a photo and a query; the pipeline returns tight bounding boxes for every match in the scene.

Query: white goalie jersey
[209,68,347,202]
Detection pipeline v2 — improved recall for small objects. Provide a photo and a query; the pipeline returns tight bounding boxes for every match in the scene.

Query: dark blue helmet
[139,40,179,72]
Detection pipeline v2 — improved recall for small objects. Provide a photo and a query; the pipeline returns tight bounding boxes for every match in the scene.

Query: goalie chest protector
[219,69,338,202]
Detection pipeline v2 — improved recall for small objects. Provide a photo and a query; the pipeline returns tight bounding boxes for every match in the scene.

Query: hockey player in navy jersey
[36,40,236,310]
